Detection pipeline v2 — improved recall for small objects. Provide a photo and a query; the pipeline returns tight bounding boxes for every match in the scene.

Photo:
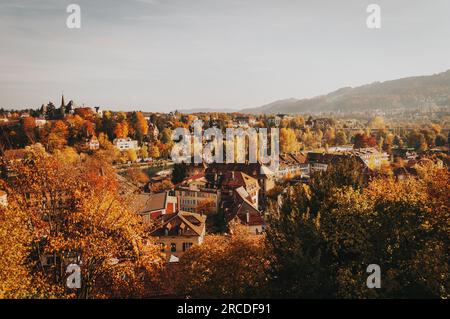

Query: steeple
[61,93,66,109]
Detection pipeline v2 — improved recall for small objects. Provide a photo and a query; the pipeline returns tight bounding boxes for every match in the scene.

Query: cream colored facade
[156,234,204,259]
[175,185,220,214]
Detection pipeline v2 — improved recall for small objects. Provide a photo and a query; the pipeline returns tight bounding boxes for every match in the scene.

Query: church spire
[61,93,65,109]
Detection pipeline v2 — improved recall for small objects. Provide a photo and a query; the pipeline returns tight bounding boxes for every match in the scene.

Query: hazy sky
[1,0,450,112]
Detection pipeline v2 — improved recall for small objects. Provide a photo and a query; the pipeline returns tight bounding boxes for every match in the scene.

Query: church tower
[61,93,66,109]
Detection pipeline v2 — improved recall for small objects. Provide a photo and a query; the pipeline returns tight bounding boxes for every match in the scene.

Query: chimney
[246,212,250,224]
[232,171,234,179]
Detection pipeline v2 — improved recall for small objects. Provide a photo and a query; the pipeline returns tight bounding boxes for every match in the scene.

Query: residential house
[220,171,260,208]
[206,161,275,195]
[224,188,265,235]
[86,136,100,150]
[150,210,206,259]
[174,174,221,214]
[133,192,178,224]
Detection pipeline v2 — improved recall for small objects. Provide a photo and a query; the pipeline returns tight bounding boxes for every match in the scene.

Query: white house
[86,136,100,150]
[35,118,47,128]
[113,137,139,151]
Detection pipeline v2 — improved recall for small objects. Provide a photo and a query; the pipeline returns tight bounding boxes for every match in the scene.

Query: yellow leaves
[280,128,299,153]
[133,112,148,136]
[2,149,164,298]
[0,203,33,298]
[114,121,129,139]
[175,222,268,298]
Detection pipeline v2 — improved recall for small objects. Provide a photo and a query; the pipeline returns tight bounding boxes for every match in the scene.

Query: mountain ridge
[241,70,450,114]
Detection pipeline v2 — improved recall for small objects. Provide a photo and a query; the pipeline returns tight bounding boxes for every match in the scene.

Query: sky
[1,0,450,112]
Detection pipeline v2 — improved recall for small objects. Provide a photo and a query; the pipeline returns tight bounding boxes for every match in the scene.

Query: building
[148,123,159,140]
[234,115,256,126]
[86,136,100,150]
[392,147,417,160]
[267,115,281,126]
[150,210,206,259]
[133,192,178,224]
[220,171,260,208]
[351,148,390,170]
[306,147,389,172]
[174,174,221,214]
[206,162,275,196]
[216,171,265,234]
[277,153,309,180]
[0,190,7,207]
[224,188,265,235]
[327,145,354,152]
[35,118,47,128]
[113,137,139,151]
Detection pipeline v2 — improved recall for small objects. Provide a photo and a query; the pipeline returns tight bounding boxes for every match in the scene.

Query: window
[183,242,193,252]
[170,243,176,252]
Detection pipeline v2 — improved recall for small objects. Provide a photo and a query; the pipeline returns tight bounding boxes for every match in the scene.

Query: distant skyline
[1,0,450,112]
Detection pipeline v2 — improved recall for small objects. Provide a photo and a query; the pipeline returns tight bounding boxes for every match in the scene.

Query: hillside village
[0,96,449,298]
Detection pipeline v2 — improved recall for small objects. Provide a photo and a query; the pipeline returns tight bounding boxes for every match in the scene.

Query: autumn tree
[138,144,149,160]
[40,120,69,152]
[150,180,173,193]
[368,116,385,130]
[435,134,447,146]
[266,160,449,298]
[96,133,121,164]
[21,116,37,144]
[114,121,129,139]
[175,222,268,298]
[408,130,427,151]
[3,147,163,298]
[171,163,187,184]
[125,167,150,185]
[335,130,348,145]
[148,143,160,159]
[323,128,335,146]
[280,128,299,153]
[160,128,172,144]
[353,133,377,149]
[0,202,34,298]
[131,112,148,144]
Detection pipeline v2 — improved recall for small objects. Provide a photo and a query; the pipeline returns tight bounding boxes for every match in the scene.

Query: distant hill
[175,107,238,114]
[242,70,450,114]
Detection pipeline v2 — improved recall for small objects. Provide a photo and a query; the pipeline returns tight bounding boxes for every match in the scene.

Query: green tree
[171,163,187,184]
